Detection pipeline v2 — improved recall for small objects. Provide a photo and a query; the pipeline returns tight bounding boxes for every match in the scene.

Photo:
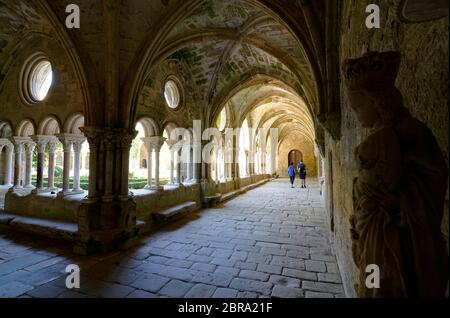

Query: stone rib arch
[33,0,97,126]
[277,127,315,149]
[0,121,13,138]
[0,32,53,93]
[15,118,36,137]
[64,113,85,135]
[154,29,315,104]
[136,117,159,138]
[236,92,314,130]
[38,115,61,135]
[163,122,180,140]
[122,0,329,131]
[122,0,204,129]
[211,74,311,128]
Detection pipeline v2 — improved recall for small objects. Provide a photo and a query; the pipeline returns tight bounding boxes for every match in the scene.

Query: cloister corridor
[1,0,448,301]
[0,179,344,298]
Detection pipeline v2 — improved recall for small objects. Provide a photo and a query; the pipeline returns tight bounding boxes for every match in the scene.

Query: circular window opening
[164,79,181,109]
[20,53,53,105]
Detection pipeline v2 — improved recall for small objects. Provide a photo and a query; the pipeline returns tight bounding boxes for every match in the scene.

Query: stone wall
[4,191,82,222]
[133,184,201,222]
[327,0,449,297]
[136,59,202,132]
[0,34,84,131]
[277,132,317,177]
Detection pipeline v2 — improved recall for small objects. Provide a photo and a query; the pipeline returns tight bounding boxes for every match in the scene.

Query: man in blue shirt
[288,162,296,188]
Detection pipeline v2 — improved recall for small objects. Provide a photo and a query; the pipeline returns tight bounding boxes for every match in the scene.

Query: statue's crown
[342,51,400,89]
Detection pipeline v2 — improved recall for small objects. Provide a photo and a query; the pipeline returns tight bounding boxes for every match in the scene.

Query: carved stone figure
[342,51,449,297]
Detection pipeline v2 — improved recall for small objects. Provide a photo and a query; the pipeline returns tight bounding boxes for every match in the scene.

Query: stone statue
[342,51,448,297]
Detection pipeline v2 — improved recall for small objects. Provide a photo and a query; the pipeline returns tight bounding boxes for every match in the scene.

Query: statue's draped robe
[351,116,448,297]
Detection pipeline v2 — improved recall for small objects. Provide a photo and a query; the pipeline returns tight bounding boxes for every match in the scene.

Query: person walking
[297,160,307,188]
[288,162,296,188]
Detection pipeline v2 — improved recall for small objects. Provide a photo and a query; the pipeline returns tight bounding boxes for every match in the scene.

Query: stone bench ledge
[0,212,78,241]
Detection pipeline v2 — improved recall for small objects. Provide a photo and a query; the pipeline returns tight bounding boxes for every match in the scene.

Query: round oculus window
[164,79,181,109]
[20,53,53,105]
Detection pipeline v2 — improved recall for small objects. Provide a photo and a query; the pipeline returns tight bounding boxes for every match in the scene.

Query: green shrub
[54,166,63,177]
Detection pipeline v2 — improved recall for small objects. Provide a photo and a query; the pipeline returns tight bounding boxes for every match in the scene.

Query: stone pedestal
[75,198,138,254]
[75,127,138,255]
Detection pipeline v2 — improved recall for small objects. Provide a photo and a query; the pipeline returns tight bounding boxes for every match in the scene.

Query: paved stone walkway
[0,179,344,298]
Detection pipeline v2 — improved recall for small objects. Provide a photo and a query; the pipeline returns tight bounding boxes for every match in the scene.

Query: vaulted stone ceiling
[1,0,331,145]
[0,0,51,84]
[152,0,318,143]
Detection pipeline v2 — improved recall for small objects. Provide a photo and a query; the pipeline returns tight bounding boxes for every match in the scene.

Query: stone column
[192,140,201,183]
[4,144,13,186]
[231,135,239,181]
[215,151,220,183]
[149,136,165,191]
[260,151,264,175]
[81,129,100,199]
[167,140,177,185]
[176,152,181,185]
[141,138,154,189]
[75,127,138,255]
[14,144,23,188]
[72,138,86,193]
[57,135,73,195]
[31,137,48,191]
[24,141,36,188]
[186,144,192,182]
[270,150,277,175]
[47,139,58,191]
[169,149,175,184]
[154,147,162,188]
[103,133,115,201]
[10,137,29,189]
[147,148,153,188]
[244,150,250,177]
[201,140,213,182]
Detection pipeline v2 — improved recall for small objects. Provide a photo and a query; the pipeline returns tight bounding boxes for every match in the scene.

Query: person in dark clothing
[297,160,307,188]
[288,162,296,188]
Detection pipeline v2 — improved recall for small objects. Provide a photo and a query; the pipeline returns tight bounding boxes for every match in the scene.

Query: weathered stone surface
[302,281,344,294]
[282,268,317,282]
[184,284,217,298]
[0,180,342,299]
[130,274,170,293]
[269,275,301,288]
[238,270,269,282]
[212,288,239,298]
[0,281,34,298]
[305,260,326,273]
[159,280,194,298]
[229,278,273,295]
[271,286,304,298]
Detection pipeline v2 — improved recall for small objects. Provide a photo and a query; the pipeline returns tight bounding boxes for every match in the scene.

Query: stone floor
[0,178,344,298]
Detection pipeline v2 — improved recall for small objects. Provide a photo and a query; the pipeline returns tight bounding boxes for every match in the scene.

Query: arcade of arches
[0,0,448,298]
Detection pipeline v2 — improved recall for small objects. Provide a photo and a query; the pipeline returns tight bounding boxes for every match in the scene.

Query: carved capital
[317,111,341,140]
[30,136,51,153]
[72,140,85,153]
[0,138,12,153]
[36,140,47,153]
[9,137,30,153]
[114,128,137,150]
[47,141,58,154]
[148,136,166,152]
[79,127,102,149]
